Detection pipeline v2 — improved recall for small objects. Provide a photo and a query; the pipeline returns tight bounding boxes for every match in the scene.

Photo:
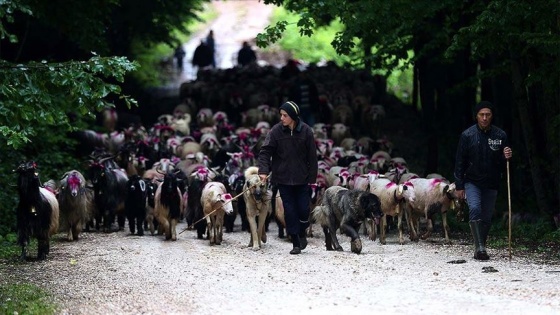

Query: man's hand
[259,174,268,183]
[504,147,512,159]
[456,189,466,200]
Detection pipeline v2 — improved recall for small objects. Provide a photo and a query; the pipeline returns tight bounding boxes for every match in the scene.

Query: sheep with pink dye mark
[58,170,91,241]
[327,166,351,188]
[404,178,457,244]
[201,182,234,245]
[368,178,416,245]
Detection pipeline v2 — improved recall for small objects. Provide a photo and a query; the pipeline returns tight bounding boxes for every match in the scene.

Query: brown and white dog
[242,166,272,251]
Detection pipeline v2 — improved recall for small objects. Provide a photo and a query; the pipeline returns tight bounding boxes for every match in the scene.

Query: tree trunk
[510,52,551,216]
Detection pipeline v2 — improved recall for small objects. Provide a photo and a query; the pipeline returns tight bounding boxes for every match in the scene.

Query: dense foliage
[0,0,210,236]
[266,6,414,101]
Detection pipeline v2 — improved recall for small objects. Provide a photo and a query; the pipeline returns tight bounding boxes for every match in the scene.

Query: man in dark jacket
[237,41,257,67]
[258,101,318,254]
[454,101,512,260]
[192,40,213,69]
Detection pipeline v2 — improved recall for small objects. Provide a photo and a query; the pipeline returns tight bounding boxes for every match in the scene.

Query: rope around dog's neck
[178,174,270,235]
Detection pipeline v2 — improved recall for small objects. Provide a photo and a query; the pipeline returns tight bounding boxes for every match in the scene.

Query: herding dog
[313,186,383,254]
[242,166,272,251]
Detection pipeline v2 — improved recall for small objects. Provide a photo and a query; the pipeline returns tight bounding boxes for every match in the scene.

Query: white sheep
[369,178,416,245]
[170,113,192,136]
[330,123,351,147]
[405,178,457,244]
[327,166,351,188]
[201,182,234,245]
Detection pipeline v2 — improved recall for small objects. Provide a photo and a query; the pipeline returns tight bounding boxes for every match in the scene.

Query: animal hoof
[335,246,343,252]
[252,246,261,251]
[351,239,362,254]
[261,233,267,243]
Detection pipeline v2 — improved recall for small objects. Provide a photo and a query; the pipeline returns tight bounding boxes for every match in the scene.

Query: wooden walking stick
[507,159,512,260]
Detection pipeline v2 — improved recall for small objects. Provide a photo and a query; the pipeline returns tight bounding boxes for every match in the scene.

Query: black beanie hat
[474,101,494,116]
[280,101,300,121]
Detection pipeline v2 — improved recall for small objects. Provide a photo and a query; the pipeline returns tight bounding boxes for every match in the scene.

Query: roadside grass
[0,235,58,315]
[0,283,57,315]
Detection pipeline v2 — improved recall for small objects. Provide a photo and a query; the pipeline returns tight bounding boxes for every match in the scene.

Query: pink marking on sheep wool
[223,193,232,200]
[385,182,396,188]
[429,178,443,188]
[404,181,414,188]
[68,174,81,190]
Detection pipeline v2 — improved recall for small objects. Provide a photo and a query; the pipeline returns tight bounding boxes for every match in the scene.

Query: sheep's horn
[98,155,115,164]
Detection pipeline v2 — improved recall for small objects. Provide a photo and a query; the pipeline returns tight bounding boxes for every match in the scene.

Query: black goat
[125,175,148,236]
[187,177,207,239]
[14,161,59,260]
[88,154,128,232]
[144,180,160,235]
[154,169,184,240]
[222,172,248,233]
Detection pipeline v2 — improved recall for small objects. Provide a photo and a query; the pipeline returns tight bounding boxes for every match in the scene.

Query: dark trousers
[277,184,310,235]
[465,182,497,225]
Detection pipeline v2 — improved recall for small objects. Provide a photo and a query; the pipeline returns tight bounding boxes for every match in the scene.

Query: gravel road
[2,219,559,315]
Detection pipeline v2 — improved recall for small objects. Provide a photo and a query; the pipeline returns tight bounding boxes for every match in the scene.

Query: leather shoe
[290,247,301,255]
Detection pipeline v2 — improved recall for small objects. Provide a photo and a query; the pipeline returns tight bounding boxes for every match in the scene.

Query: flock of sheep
[15,64,462,260]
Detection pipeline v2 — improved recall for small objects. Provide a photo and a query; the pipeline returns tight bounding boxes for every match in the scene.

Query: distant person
[280,59,301,80]
[174,44,186,70]
[192,40,213,70]
[237,41,257,67]
[205,30,216,68]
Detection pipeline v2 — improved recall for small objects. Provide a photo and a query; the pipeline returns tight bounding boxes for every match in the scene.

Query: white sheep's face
[216,193,233,215]
[401,182,416,204]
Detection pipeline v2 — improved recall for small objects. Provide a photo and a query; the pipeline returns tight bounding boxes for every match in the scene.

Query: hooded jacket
[257,119,318,185]
[454,124,509,190]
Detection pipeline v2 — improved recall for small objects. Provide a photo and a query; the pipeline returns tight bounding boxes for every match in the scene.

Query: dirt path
[1,219,559,315]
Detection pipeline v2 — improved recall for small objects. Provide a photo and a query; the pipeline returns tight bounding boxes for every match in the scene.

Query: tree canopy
[0,0,208,148]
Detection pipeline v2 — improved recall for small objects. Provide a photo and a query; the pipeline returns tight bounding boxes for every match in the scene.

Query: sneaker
[290,247,301,255]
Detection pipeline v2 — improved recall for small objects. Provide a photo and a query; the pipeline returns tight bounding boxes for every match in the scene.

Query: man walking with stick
[454,101,513,260]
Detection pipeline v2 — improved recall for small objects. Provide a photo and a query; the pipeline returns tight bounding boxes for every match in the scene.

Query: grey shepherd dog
[313,186,383,254]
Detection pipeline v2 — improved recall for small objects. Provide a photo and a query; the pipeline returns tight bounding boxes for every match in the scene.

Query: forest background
[0,0,558,245]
